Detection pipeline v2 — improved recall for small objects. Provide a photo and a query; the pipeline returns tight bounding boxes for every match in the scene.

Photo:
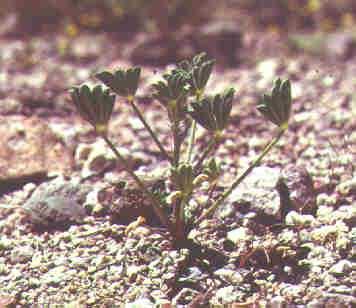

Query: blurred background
[1,0,356,67]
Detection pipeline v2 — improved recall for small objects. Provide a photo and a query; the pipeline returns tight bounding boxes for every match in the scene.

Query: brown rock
[277,165,317,218]
[0,116,73,193]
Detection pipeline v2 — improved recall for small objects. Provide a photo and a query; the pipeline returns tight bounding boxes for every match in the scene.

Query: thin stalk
[128,97,172,163]
[186,120,196,163]
[194,137,217,173]
[101,134,170,228]
[186,90,203,163]
[172,118,181,167]
[196,128,285,224]
[177,196,188,239]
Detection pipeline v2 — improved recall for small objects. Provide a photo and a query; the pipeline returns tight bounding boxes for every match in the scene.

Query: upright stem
[194,136,217,173]
[101,134,170,228]
[196,128,285,224]
[186,90,203,163]
[186,121,196,163]
[128,97,172,163]
[172,118,181,167]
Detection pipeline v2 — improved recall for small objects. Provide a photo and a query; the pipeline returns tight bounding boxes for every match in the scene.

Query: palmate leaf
[70,84,115,135]
[95,67,141,98]
[152,71,190,121]
[257,78,292,128]
[177,52,215,95]
[189,88,235,132]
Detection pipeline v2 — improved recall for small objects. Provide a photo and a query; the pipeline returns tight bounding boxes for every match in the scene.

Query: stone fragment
[125,298,155,308]
[0,116,73,194]
[22,176,88,227]
[75,139,117,179]
[227,227,252,245]
[329,260,352,277]
[228,166,281,220]
[277,165,317,217]
[10,245,35,264]
[285,211,316,227]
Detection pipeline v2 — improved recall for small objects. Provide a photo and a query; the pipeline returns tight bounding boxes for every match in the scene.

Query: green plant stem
[101,134,170,228]
[196,128,285,224]
[194,137,217,172]
[128,97,172,163]
[186,120,196,163]
[172,119,181,167]
[177,196,188,238]
[186,90,203,163]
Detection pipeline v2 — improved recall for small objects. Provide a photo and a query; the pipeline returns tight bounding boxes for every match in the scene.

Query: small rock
[228,166,281,220]
[328,285,352,295]
[42,266,76,285]
[277,165,316,217]
[22,176,88,227]
[10,245,35,264]
[172,288,201,306]
[125,298,155,308]
[213,286,239,305]
[227,227,252,245]
[329,260,352,277]
[83,186,106,215]
[336,178,356,196]
[0,116,73,194]
[285,211,316,227]
[270,296,286,308]
[214,268,243,284]
[306,299,324,308]
[178,266,204,284]
[127,265,145,281]
[311,222,349,243]
[281,284,303,298]
[75,139,117,178]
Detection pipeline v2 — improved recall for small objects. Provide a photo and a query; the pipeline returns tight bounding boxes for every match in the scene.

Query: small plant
[70,52,293,245]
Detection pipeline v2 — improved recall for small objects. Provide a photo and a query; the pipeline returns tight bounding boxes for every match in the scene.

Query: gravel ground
[0,30,355,307]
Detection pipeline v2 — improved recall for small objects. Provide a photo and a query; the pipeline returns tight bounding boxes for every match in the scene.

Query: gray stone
[277,165,316,217]
[22,176,88,227]
[285,211,316,227]
[329,260,352,276]
[42,266,76,285]
[227,227,252,245]
[10,246,35,264]
[0,116,73,194]
[125,298,155,308]
[213,286,239,305]
[214,268,244,284]
[228,166,281,219]
[270,296,286,308]
[75,139,117,179]
[172,288,201,306]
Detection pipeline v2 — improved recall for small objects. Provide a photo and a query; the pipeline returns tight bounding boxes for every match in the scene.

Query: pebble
[329,260,352,276]
[227,227,252,245]
[213,286,239,305]
[75,139,117,178]
[10,246,35,264]
[270,296,286,308]
[125,298,155,308]
[285,211,316,226]
[228,166,281,219]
